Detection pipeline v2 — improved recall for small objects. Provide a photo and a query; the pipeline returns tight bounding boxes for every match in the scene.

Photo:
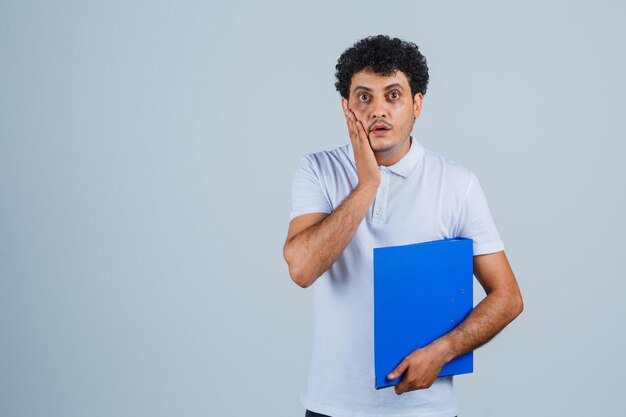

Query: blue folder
[373,237,474,390]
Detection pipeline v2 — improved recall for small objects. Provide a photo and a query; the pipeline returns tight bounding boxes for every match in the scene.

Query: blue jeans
[306,410,457,417]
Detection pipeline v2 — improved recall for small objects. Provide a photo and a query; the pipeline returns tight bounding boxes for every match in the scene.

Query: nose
[369,96,388,120]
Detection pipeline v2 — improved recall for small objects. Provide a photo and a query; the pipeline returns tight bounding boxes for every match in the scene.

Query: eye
[389,91,400,100]
[359,93,370,101]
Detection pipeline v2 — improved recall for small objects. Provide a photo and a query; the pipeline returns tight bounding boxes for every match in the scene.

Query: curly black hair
[334,35,429,101]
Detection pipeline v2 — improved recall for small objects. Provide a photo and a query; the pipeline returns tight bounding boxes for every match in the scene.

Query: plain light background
[1,1,625,416]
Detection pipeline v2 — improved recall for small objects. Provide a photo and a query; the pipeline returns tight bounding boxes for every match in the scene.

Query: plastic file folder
[373,237,474,389]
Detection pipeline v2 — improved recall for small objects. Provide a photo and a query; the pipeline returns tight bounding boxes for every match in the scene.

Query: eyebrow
[352,83,405,93]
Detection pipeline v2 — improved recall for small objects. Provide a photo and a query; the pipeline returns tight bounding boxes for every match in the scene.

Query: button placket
[372,168,390,224]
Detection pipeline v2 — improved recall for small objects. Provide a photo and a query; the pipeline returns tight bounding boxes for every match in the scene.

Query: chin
[369,136,395,150]
[371,143,395,154]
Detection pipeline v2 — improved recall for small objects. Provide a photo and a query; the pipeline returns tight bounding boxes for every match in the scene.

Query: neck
[375,136,412,167]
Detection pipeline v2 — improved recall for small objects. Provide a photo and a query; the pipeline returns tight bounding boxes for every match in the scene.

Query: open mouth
[371,125,391,135]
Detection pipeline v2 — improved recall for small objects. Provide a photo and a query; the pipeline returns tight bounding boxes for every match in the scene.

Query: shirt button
[376,208,383,215]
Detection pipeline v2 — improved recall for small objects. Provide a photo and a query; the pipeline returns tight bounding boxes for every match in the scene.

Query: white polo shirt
[289,136,505,417]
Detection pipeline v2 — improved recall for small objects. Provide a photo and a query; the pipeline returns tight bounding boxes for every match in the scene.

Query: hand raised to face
[343,107,381,188]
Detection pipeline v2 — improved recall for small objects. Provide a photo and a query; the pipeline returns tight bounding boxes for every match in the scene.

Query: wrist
[432,338,456,364]
[356,181,380,193]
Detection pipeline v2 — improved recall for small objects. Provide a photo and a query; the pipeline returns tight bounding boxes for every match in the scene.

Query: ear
[341,97,349,112]
[413,92,423,119]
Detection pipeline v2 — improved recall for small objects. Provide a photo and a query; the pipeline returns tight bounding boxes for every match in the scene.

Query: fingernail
[388,373,395,379]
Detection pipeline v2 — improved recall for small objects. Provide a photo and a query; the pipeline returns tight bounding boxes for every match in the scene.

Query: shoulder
[422,146,477,190]
[300,143,354,173]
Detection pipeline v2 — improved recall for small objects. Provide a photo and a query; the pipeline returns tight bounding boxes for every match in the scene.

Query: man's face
[341,68,422,157]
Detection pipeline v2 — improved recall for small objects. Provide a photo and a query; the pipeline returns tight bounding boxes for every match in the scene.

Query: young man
[283,35,523,417]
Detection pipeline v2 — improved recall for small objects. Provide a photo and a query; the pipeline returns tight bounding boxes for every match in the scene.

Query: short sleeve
[289,155,332,221]
[456,172,505,255]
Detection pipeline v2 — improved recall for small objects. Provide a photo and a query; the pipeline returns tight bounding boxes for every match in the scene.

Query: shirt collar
[348,135,425,178]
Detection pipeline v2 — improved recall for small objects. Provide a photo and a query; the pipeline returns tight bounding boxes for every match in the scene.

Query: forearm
[432,289,523,363]
[285,183,378,287]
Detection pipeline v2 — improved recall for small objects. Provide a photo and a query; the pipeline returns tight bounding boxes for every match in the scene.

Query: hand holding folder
[373,237,474,389]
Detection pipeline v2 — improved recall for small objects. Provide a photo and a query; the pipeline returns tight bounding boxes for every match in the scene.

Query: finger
[344,109,357,134]
[346,108,359,124]
[394,380,408,395]
[345,108,357,124]
[346,110,368,144]
[346,113,363,146]
[388,359,408,381]
[356,119,369,142]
